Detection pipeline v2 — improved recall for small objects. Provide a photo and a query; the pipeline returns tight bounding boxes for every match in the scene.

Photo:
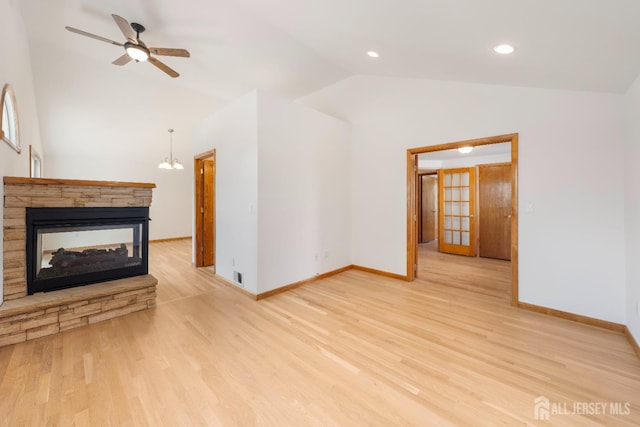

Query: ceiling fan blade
[112,14,137,42]
[149,48,190,58]
[112,54,132,66]
[65,26,123,46]
[148,56,179,78]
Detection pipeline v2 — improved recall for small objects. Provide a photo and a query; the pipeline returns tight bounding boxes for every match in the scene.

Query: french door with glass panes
[438,167,476,256]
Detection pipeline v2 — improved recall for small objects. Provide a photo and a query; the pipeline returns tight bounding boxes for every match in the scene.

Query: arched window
[1,84,20,153]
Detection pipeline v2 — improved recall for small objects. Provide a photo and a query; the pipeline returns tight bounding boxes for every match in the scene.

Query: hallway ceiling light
[158,129,184,170]
[458,146,474,154]
[367,51,380,58]
[493,44,515,54]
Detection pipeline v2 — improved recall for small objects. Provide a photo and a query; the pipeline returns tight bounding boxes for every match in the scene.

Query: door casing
[406,133,519,306]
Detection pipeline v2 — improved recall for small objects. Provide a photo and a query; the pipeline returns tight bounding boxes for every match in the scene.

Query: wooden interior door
[195,156,215,267]
[420,175,437,243]
[202,160,215,265]
[478,163,511,260]
[438,167,476,256]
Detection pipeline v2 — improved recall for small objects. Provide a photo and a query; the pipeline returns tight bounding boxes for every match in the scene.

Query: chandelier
[158,129,184,170]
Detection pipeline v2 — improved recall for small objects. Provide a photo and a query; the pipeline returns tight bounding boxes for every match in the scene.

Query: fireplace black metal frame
[26,207,150,294]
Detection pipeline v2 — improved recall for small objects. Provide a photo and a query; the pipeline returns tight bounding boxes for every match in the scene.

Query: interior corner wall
[0,0,44,305]
[625,75,640,340]
[300,75,627,324]
[192,91,259,294]
[256,91,351,294]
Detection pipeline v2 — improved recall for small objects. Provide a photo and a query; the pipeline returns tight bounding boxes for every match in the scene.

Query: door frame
[194,149,216,268]
[406,133,519,306]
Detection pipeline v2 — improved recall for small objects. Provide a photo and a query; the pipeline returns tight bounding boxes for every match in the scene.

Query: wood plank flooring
[418,241,512,301]
[0,239,638,426]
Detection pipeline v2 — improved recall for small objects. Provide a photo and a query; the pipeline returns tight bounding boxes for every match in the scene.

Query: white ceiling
[19,0,640,102]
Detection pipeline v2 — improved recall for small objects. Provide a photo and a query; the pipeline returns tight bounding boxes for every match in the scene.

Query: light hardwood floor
[417,241,512,301]
[1,239,639,426]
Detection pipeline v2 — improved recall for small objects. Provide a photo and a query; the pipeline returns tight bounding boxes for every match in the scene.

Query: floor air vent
[233,271,243,284]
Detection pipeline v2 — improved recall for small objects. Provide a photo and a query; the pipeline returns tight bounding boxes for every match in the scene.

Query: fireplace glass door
[36,223,143,281]
[26,207,149,294]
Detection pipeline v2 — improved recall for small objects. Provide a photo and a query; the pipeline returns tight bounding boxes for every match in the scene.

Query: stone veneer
[0,275,157,347]
[1,177,157,347]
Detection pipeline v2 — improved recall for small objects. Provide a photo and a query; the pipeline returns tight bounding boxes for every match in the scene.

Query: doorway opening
[406,133,519,306]
[194,149,215,268]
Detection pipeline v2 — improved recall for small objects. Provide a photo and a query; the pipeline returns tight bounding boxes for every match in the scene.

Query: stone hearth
[1,177,157,347]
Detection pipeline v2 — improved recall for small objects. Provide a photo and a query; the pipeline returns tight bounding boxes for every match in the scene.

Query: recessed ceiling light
[367,51,380,58]
[493,44,515,55]
[458,146,473,154]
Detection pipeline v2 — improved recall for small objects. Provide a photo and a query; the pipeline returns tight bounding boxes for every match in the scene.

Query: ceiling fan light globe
[125,43,149,62]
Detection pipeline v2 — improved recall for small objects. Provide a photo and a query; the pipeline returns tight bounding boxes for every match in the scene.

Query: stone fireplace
[0,177,158,347]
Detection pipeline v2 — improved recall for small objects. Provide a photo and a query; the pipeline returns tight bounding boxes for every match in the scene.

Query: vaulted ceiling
[20,0,640,103]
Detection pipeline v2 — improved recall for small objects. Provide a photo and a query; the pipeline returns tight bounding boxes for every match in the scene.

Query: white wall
[192,90,351,294]
[0,0,44,305]
[301,75,627,324]
[192,91,259,293]
[27,37,218,241]
[625,75,640,340]
[257,91,351,293]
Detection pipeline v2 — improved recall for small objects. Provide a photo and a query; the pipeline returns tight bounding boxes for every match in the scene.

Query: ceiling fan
[65,14,190,78]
